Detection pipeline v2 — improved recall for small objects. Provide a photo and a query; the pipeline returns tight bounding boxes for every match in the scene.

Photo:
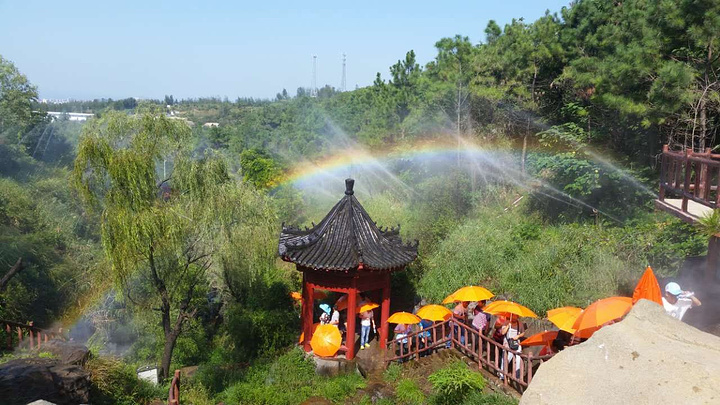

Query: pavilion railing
[386,317,554,393]
[0,319,65,351]
[659,145,720,212]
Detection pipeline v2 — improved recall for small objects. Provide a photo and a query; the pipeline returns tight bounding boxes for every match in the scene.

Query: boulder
[0,358,90,405]
[38,340,91,366]
[521,299,720,404]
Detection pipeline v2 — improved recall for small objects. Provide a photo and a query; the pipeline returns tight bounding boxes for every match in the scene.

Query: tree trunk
[0,258,24,293]
[160,325,182,381]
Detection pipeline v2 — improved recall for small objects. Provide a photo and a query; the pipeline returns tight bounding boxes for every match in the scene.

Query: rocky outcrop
[39,340,91,366]
[0,358,90,405]
[521,299,720,405]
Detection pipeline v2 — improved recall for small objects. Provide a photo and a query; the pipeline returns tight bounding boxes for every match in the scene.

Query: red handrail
[168,369,180,405]
[659,145,720,212]
[386,316,554,394]
[0,319,65,351]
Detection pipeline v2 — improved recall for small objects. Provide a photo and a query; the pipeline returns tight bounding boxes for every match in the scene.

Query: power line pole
[340,53,347,92]
[311,55,318,97]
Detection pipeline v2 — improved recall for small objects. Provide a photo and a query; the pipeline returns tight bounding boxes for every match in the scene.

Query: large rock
[0,358,90,405]
[521,299,720,405]
[38,340,91,366]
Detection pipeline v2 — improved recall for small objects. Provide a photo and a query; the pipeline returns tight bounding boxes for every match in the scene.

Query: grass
[417,204,703,314]
[218,348,365,405]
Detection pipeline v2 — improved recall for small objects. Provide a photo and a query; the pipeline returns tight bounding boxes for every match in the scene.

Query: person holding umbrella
[483,300,538,381]
[359,304,377,350]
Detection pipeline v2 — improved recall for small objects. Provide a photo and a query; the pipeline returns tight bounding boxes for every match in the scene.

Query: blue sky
[0,0,570,100]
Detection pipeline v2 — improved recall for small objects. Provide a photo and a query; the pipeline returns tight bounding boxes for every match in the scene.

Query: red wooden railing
[386,317,553,393]
[168,369,180,405]
[0,319,64,351]
[659,145,720,212]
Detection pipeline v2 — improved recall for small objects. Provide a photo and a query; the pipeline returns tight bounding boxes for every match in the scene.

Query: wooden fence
[0,319,64,350]
[386,317,554,393]
[659,145,720,212]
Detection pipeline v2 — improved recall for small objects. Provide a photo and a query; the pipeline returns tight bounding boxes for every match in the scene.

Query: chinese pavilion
[279,179,418,360]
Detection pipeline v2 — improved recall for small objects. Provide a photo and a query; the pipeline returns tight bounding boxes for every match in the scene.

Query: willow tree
[73,111,245,379]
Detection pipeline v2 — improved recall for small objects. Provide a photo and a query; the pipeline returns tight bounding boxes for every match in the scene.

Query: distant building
[202,122,220,128]
[46,111,94,122]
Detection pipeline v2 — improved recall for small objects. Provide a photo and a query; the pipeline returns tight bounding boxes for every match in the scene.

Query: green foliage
[428,360,485,405]
[0,55,41,141]
[240,149,282,189]
[395,378,426,405]
[419,205,704,314]
[696,209,720,238]
[461,391,518,405]
[219,348,365,405]
[383,362,402,383]
[86,356,160,405]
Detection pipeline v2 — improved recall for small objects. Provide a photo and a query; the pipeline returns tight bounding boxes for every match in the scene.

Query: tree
[0,55,41,141]
[73,112,236,379]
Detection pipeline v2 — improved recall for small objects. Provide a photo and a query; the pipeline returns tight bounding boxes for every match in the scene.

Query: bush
[219,348,365,405]
[383,362,402,383]
[461,391,518,405]
[395,378,426,405]
[86,356,160,405]
[428,361,485,405]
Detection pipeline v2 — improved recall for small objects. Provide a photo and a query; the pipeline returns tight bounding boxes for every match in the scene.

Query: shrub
[383,362,402,383]
[395,378,426,405]
[461,391,518,405]
[428,361,485,405]
[86,356,160,405]
[219,347,365,405]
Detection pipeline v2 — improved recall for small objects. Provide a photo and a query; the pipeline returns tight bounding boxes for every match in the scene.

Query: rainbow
[280,137,519,189]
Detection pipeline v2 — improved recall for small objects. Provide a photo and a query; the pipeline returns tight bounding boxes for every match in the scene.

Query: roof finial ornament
[345,178,355,195]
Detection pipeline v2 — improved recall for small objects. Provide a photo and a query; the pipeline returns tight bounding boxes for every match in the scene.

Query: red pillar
[380,273,391,347]
[302,273,315,352]
[346,280,357,360]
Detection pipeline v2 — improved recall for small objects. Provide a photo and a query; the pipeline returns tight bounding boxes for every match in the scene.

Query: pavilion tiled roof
[279,179,418,271]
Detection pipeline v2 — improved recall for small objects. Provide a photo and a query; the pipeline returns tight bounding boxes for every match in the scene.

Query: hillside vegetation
[1,0,718,403]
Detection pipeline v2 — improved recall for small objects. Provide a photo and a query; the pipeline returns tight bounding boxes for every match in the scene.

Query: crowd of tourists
[303,267,702,382]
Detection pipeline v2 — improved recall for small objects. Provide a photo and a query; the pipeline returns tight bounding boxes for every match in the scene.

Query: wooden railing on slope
[0,319,65,351]
[659,145,720,212]
[168,369,180,405]
[386,317,553,393]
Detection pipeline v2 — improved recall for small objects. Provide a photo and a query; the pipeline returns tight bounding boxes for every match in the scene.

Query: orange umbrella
[298,322,320,344]
[522,331,558,347]
[483,300,538,319]
[547,306,582,333]
[356,302,379,313]
[632,266,662,305]
[335,293,361,311]
[387,312,421,324]
[572,296,632,338]
[416,304,453,321]
[444,286,494,303]
[310,324,342,357]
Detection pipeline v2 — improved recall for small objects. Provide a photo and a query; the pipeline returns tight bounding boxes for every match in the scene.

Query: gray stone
[0,358,90,405]
[521,299,720,405]
[37,340,90,366]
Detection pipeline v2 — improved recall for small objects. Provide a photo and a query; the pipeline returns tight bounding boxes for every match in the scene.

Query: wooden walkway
[386,316,553,394]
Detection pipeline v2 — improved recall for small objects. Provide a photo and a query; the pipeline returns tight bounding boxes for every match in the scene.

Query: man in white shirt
[661,282,701,321]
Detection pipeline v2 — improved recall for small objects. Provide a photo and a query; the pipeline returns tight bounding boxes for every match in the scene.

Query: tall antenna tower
[340,53,347,92]
[311,55,318,97]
